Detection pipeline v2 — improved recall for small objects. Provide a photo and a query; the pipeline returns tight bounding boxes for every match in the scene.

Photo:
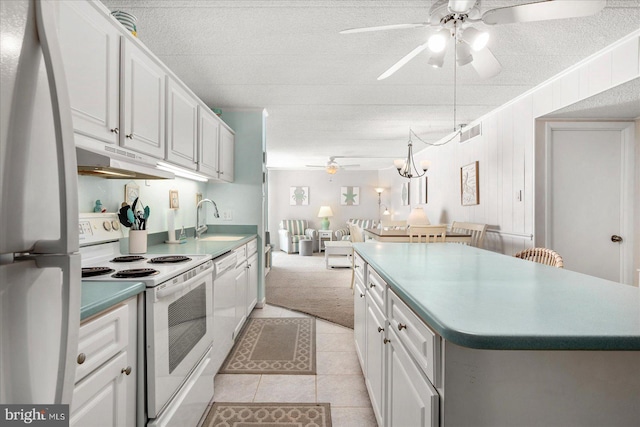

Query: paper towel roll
[167,209,176,241]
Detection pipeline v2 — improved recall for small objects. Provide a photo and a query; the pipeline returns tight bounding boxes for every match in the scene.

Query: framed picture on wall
[341,186,360,206]
[401,181,410,206]
[461,161,479,206]
[169,190,179,209]
[290,186,309,205]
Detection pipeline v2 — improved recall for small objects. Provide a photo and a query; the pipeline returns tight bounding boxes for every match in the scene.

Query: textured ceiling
[101,0,640,170]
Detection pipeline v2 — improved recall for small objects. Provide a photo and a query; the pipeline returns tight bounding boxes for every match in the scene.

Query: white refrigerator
[0,0,80,405]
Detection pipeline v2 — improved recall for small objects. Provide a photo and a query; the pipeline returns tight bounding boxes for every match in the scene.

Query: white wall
[378,32,640,284]
[268,169,381,250]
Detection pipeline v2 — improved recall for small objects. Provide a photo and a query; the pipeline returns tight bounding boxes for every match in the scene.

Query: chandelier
[394,130,431,179]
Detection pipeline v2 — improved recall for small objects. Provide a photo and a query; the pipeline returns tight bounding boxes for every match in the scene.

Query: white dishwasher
[211,252,237,375]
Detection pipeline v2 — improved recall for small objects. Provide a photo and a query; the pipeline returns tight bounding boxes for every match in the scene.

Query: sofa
[278,220,318,253]
[334,219,380,242]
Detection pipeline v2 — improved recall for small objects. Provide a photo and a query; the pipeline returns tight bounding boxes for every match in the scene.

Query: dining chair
[381,219,407,230]
[348,223,365,243]
[514,248,564,268]
[407,225,447,243]
[450,221,488,248]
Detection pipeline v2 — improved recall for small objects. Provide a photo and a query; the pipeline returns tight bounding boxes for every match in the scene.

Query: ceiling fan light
[456,42,473,66]
[462,27,489,51]
[427,49,445,68]
[427,30,448,53]
[326,164,339,174]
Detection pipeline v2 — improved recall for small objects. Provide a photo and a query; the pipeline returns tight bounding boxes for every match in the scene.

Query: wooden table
[364,228,472,244]
[324,241,353,269]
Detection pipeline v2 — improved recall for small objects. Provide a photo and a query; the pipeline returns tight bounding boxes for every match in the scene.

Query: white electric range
[79,213,215,427]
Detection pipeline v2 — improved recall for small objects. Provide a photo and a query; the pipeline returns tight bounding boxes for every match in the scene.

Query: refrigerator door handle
[33,0,79,254]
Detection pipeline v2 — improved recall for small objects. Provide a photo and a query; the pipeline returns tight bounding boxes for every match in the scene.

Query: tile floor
[205,304,377,427]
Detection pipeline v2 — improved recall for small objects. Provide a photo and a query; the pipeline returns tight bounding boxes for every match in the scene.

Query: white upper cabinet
[121,38,166,159]
[197,106,220,177]
[165,77,198,169]
[58,1,120,144]
[219,125,235,182]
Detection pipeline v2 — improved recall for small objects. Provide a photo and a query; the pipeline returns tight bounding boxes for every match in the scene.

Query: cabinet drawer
[76,303,129,383]
[388,290,440,386]
[354,252,366,283]
[246,238,258,256]
[234,245,247,265]
[367,267,386,312]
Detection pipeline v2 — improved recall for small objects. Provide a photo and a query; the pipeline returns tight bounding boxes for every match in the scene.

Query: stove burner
[82,267,115,278]
[111,255,146,263]
[149,255,192,264]
[112,268,160,278]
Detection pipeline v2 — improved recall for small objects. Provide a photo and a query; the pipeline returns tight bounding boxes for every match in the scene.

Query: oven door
[146,263,214,418]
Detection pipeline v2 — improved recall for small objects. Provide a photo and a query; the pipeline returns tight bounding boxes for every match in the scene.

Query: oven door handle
[155,267,213,301]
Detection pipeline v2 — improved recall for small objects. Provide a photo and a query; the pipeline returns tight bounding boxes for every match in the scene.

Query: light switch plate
[222,210,233,221]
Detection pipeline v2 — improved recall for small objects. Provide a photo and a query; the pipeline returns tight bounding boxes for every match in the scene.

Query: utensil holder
[129,230,147,254]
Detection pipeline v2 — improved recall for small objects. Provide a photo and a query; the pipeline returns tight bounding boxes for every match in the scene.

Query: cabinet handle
[125,134,133,139]
[377,326,384,333]
[611,235,623,243]
[398,323,407,331]
[220,172,224,175]
[359,293,364,298]
[110,127,119,134]
[369,283,376,288]
[354,265,360,269]
[121,366,132,375]
[383,338,391,344]
[77,353,86,364]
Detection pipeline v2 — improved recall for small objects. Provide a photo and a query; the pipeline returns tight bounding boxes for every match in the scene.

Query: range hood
[76,145,174,180]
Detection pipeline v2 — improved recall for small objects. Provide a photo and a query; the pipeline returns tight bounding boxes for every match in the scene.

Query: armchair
[278,220,317,253]
[334,219,380,241]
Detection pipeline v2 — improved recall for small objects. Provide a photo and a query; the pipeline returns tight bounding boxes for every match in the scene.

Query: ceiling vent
[459,123,482,143]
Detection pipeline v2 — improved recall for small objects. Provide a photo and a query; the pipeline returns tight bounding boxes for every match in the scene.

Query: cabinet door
[353,278,367,368]
[70,352,130,427]
[165,77,197,169]
[198,106,220,178]
[219,125,235,182]
[58,0,119,144]
[247,252,258,313]
[121,39,165,158]
[233,264,248,339]
[365,296,386,426]
[387,329,439,427]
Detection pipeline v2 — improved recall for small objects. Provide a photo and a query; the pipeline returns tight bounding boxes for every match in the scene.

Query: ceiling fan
[305,157,360,175]
[340,0,606,80]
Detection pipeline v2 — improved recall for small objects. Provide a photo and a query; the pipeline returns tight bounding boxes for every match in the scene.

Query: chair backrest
[451,221,488,248]
[348,218,380,230]
[514,248,564,268]
[407,225,447,243]
[279,219,308,235]
[348,223,365,243]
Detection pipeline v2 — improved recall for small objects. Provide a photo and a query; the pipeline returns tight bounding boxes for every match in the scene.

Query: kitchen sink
[199,235,245,242]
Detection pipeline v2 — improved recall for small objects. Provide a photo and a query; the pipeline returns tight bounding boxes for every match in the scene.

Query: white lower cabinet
[354,254,440,427]
[71,297,137,427]
[386,328,439,427]
[233,261,248,339]
[247,251,258,312]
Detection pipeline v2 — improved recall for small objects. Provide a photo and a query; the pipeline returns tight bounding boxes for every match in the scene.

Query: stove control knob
[111,221,120,231]
[103,221,112,231]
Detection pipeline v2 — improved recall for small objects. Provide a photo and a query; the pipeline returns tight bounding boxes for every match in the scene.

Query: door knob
[611,235,623,243]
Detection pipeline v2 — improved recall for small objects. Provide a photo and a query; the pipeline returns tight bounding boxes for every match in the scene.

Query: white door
[546,122,634,284]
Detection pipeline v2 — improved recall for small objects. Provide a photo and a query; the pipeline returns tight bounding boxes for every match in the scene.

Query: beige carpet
[266,251,354,329]
[202,402,332,427]
[219,317,315,375]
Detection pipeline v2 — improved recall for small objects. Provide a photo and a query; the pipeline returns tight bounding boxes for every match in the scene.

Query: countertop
[81,233,257,320]
[354,242,640,351]
[81,281,145,321]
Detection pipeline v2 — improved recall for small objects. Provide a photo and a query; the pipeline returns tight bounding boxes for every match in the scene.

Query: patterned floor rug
[202,402,331,427]
[219,317,316,375]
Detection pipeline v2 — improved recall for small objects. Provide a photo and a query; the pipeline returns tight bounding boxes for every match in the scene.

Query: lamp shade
[317,206,334,218]
[406,207,430,226]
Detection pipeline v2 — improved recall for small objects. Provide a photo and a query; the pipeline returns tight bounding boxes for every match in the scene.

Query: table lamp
[317,206,334,230]
[407,207,430,227]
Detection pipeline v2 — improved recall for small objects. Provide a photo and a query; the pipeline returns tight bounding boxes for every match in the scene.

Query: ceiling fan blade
[305,165,325,168]
[470,47,502,80]
[378,42,429,80]
[340,23,428,34]
[339,164,361,168]
[482,0,606,25]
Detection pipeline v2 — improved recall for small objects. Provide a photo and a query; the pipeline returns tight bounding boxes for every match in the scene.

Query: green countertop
[81,281,145,321]
[82,233,256,320]
[354,243,640,351]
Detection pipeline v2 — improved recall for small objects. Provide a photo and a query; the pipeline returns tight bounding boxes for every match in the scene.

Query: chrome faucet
[195,198,220,239]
